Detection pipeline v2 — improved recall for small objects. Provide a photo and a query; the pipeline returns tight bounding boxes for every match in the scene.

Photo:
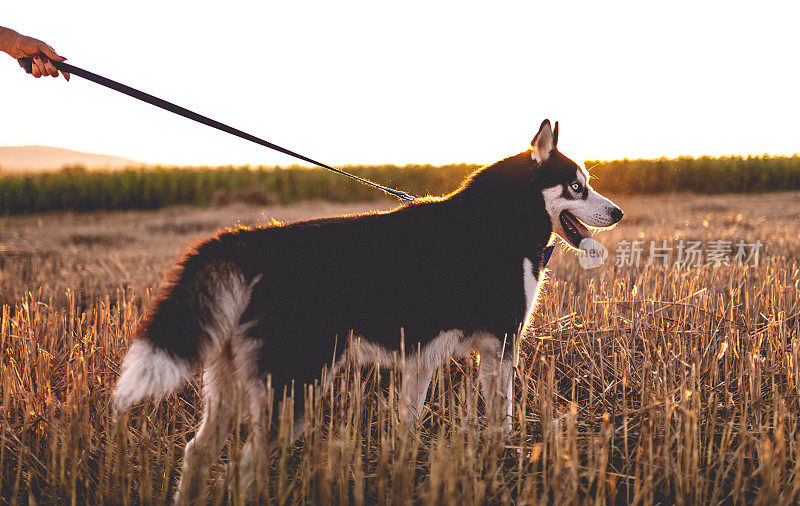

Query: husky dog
[113,120,623,501]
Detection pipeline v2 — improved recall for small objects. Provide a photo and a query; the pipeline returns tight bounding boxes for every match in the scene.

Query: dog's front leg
[400,360,435,426]
[478,353,515,437]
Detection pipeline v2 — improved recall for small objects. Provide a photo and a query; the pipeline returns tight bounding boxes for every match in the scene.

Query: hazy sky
[2,1,798,167]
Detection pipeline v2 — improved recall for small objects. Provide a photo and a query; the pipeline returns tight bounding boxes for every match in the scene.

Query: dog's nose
[610,207,624,223]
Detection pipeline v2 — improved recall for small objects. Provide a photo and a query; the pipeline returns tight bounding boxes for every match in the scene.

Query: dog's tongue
[564,211,593,241]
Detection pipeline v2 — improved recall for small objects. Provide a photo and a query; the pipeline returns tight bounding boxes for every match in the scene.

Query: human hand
[2,29,69,80]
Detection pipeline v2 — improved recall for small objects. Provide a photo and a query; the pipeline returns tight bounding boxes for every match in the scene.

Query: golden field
[1,191,799,504]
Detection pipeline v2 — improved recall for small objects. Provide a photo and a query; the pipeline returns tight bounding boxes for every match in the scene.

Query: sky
[1,1,799,167]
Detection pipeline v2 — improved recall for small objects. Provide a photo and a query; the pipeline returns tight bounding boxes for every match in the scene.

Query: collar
[541,245,555,268]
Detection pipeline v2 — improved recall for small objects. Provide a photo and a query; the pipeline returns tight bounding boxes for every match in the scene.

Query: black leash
[18,55,416,202]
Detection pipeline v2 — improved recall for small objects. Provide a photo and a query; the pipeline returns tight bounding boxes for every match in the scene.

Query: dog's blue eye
[571,182,581,192]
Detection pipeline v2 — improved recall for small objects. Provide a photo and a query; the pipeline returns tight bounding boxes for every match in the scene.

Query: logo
[578,238,608,269]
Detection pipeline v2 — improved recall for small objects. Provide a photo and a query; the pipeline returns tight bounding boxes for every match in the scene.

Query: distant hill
[0,146,144,172]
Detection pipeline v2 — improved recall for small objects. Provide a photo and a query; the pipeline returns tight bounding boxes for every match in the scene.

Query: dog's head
[531,120,623,249]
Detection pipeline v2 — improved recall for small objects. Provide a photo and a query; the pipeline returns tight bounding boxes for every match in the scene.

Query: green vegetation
[1,154,798,215]
[587,154,800,194]
[0,164,477,215]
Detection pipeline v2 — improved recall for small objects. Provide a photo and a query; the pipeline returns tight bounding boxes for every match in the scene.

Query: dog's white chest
[522,257,541,323]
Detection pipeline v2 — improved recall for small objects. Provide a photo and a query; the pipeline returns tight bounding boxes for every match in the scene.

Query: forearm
[0,26,21,55]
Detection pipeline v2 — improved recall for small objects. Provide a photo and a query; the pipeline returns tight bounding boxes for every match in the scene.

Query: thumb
[38,42,66,62]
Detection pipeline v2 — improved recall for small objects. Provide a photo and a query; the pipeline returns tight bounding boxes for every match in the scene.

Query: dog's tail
[113,337,194,411]
[112,244,259,411]
[111,247,212,412]
[113,268,201,411]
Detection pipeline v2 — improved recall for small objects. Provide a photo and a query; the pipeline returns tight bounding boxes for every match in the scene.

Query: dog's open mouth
[559,210,593,248]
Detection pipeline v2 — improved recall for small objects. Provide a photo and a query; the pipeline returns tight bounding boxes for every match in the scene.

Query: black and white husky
[113,120,622,500]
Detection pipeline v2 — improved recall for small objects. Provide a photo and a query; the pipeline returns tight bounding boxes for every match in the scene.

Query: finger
[31,63,42,78]
[43,59,60,77]
[33,56,48,78]
[38,42,67,62]
[62,70,71,82]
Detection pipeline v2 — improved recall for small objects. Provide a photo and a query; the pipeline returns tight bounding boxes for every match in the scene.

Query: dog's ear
[531,119,556,163]
[553,121,559,148]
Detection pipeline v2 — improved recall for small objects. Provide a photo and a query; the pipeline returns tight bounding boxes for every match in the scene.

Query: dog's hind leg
[175,347,237,505]
[229,388,268,503]
[228,337,269,503]
[400,330,465,425]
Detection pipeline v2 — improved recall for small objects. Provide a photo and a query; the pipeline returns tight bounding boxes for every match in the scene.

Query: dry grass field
[1,191,799,504]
